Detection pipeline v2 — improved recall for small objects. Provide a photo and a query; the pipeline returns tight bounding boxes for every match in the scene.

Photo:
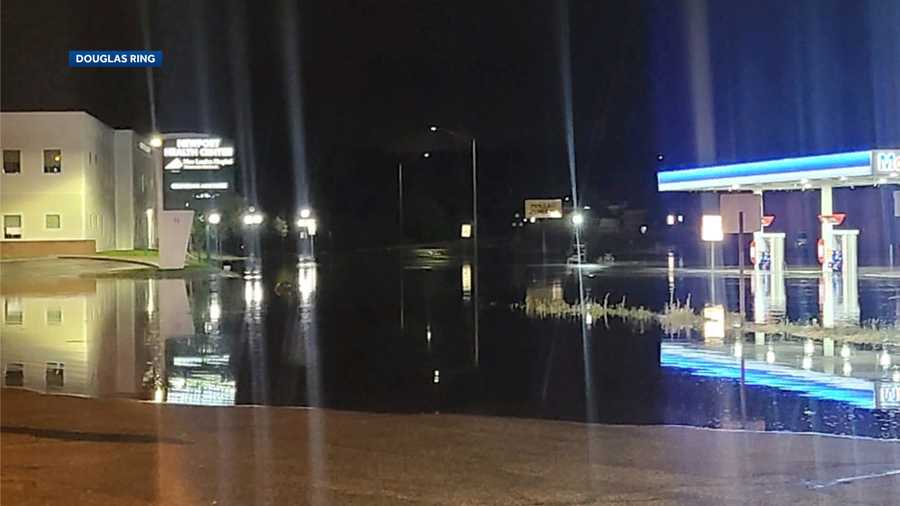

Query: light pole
[397,162,403,238]
[570,212,585,262]
[208,212,222,262]
[428,125,478,366]
[296,208,318,262]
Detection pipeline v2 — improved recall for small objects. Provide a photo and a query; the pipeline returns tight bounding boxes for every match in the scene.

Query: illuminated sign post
[162,136,236,211]
[524,199,564,260]
[524,199,563,219]
[874,150,900,175]
[701,215,724,242]
[163,138,234,171]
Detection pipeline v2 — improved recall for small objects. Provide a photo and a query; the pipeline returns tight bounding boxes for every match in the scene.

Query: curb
[56,255,159,268]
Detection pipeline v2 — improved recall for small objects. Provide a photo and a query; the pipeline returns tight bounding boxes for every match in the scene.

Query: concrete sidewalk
[2,389,900,505]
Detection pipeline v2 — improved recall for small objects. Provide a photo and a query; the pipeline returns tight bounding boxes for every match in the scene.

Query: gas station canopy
[658,149,900,192]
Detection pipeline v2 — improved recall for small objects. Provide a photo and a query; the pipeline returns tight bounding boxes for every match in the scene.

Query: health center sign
[163,137,234,171]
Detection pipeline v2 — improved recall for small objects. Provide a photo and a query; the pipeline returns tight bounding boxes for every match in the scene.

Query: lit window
[46,307,63,325]
[3,150,20,173]
[43,149,61,173]
[4,298,23,325]
[45,214,61,230]
[3,215,22,239]
[46,362,64,389]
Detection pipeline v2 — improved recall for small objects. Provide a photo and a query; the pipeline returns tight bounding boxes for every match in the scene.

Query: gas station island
[658,149,900,329]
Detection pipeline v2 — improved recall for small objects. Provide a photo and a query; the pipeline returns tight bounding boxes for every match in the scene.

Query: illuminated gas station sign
[873,150,900,174]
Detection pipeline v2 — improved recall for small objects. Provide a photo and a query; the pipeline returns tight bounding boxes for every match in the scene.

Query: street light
[296,209,318,262]
[206,212,222,262]
[422,152,431,159]
[571,212,584,226]
[243,210,264,226]
[149,135,162,148]
[296,216,317,236]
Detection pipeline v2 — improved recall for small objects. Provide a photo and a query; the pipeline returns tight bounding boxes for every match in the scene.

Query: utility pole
[398,162,404,238]
[471,137,479,367]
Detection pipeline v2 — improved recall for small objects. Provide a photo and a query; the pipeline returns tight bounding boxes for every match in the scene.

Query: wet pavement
[4,388,900,505]
[1,254,899,439]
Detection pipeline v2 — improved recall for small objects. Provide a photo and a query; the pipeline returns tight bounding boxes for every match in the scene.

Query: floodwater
[2,253,899,439]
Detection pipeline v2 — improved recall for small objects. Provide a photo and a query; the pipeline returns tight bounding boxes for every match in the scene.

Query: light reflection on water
[1,259,899,438]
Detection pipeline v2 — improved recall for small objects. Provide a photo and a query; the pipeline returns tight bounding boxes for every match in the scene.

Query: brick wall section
[0,240,96,258]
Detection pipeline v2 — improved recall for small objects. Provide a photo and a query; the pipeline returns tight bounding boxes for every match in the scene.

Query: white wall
[114,131,135,250]
[0,112,90,242]
[0,111,158,252]
[131,134,159,250]
[82,114,117,251]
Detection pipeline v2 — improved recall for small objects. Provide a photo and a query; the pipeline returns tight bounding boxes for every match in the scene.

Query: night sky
[2,0,897,244]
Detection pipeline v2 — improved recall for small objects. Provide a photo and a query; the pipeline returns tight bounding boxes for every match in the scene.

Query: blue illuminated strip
[657,150,872,186]
[658,151,871,183]
[661,345,875,409]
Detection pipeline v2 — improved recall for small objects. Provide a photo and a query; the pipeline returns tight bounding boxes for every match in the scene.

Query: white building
[0,111,160,257]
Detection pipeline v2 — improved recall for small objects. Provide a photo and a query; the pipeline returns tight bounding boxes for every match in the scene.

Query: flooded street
[3,255,899,439]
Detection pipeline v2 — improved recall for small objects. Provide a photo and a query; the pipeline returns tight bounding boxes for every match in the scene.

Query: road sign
[720,194,762,233]
[524,199,563,219]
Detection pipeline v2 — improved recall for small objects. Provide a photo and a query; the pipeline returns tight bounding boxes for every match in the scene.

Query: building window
[45,214,61,230]
[43,149,61,173]
[46,362,64,389]
[3,214,22,239]
[46,307,63,325]
[5,363,24,387]
[3,149,20,174]
[4,298,23,325]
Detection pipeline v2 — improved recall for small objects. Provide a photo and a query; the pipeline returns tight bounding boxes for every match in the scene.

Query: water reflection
[2,259,898,439]
[1,278,196,402]
[524,268,899,437]
[820,270,861,328]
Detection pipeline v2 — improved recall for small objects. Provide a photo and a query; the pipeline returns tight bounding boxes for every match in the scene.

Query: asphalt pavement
[3,389,900,505]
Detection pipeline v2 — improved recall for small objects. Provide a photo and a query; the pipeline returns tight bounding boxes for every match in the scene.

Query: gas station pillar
[821,185,834,273]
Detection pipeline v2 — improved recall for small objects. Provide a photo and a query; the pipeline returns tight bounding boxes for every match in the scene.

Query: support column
[753,189,764,273]
[754,189,764,223]
[821,185,833,273]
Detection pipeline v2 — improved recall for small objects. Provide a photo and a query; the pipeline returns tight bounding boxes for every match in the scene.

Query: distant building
[0,111,160,257]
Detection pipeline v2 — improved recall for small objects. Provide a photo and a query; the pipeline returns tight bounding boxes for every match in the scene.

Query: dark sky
[4,0,896,241]
[649,0,899,168]
[1,0,653,234]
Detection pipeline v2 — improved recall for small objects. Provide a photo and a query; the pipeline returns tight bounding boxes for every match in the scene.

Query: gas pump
[819,228,860,328]
[751,231,786,338]
[751,232,785,276]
